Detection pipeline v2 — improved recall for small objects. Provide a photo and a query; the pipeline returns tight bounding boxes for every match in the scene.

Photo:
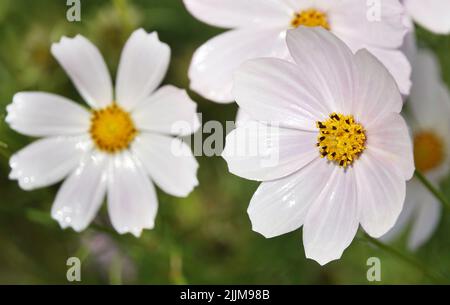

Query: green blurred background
[0,0,449,284]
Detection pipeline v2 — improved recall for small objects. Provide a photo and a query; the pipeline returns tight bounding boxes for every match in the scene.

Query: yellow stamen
[291,8,330,30]
[90,104,137,153]
[414,131,445,172]
[316,113,366,168]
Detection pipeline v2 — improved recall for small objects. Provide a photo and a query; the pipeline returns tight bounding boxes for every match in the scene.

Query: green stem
[109,255,123,285]
[113,0,133,34]
[0,140,11,160]
[362,233,447,284]
[0,148,9,160]
[414,170,450,211]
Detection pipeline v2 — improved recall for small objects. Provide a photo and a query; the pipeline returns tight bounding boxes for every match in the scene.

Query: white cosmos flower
[222,27,414,265]
[6,29,200,237]
[382,49,450,250]
[403,0,450,34]
[184,0,411,104]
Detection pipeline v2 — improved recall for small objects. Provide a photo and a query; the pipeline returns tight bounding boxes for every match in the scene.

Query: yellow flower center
[316,113,366,168]
[291,8,330,30]
[90,104,137,153]
[414,131,445,172]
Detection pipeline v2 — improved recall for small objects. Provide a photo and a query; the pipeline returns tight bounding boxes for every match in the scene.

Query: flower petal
[116,29,170,111]
[379,180,417,243]
[248,157,333,238]
[51,35,113,108]
[189,28,288,103]
[131,133,198,197]
[354,151,406,238]
[404,0,450,34]
[222,121,318,181]
[286,27,356,114]
[329,0,411,96]
[107,152,158,237]
[353,49,403,128]
[283,0,335,12]
[235,108,252,127]
[6,92,91,137]
[364,47,412,96]
[408,181,442,250]
[51,151,108,232]
[132,85,200,136]
[366,113,414,180]
[401,24,417,64]
[183,0,291,28]
[381,178,441,250]
[10,136,92,190]
[234,58,329,131]
[330,0,407,49]
[303,166,359,266]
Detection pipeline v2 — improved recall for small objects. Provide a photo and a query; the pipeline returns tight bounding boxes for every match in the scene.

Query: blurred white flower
[222,28,414,265]
[403,0,450,34]
[184,0,411,103]
[6,29,200,237]
[383,50,450,250]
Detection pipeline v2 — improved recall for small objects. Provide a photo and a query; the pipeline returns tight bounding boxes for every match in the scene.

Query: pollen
[316,113,366,168]
[414,131,445,172]
[291,8,330,30]
[90,104,137,153]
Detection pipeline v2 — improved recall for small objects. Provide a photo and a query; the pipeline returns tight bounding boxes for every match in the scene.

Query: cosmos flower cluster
[5,0,450,265]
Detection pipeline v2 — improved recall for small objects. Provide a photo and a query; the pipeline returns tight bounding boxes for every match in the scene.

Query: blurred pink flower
[383,49,450,250]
